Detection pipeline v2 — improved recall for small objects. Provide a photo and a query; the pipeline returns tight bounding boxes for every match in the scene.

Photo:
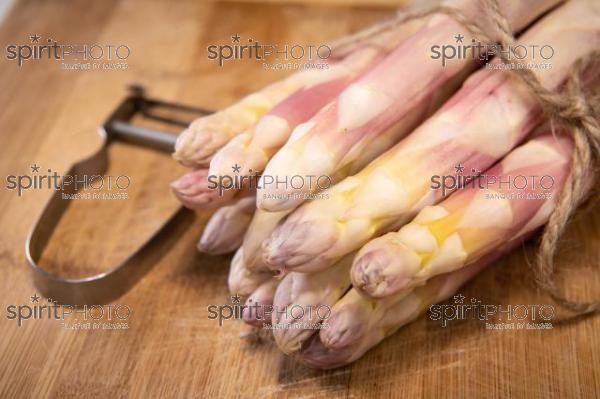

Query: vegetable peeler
[25,85,212,306]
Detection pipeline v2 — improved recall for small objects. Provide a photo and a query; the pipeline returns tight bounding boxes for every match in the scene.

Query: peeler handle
[100,85,211,153]
[107,120,178,152]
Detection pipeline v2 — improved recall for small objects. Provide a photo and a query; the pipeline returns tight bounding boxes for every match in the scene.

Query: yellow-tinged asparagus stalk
[173,70,324,167]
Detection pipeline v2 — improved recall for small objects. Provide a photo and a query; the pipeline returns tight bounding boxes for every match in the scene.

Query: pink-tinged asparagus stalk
[271,256,353,354]
[172,19,426,168]
[256,0,561,212]
[197,196,256,255]
[351,134,574,298]
[245,120,411,272]
[262,0,600,273]
[228,248,273,297]
[300,261,487,369]
[208,21,427,182]
[174,23,428,208]
[242,278,279,327]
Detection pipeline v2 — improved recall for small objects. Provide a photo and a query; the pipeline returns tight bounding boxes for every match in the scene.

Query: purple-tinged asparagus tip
[351,246,417,299]
[197,227,241,255]
[171,169,236,209]
[261,219,337,272]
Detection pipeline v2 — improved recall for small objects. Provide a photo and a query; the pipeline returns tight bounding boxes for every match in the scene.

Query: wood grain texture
[0,1,598,398]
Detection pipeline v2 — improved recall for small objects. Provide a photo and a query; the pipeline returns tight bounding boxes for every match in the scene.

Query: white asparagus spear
[271,256,353,354]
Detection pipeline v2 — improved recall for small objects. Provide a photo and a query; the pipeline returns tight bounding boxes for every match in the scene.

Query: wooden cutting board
[0,1,598,397]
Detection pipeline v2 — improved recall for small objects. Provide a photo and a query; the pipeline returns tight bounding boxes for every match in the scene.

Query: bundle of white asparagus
[171,0,599,369]
[262,0,599,273]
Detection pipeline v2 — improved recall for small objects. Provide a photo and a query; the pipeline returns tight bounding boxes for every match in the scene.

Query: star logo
[231,164,241,173]
[453,294,465,304]
[30,164,40,173]
[231,33,241,43]
[230,294,241,304]
[30,293,40,303]
[30,34,41,43]
[454,33,464,43]
[454,163,465,174]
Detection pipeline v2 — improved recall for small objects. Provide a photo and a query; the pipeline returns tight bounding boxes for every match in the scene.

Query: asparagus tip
[351,244,420,298]
[261,219,336,272]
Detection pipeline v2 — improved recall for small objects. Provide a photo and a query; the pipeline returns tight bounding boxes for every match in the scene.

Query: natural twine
[331,0,600,318]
